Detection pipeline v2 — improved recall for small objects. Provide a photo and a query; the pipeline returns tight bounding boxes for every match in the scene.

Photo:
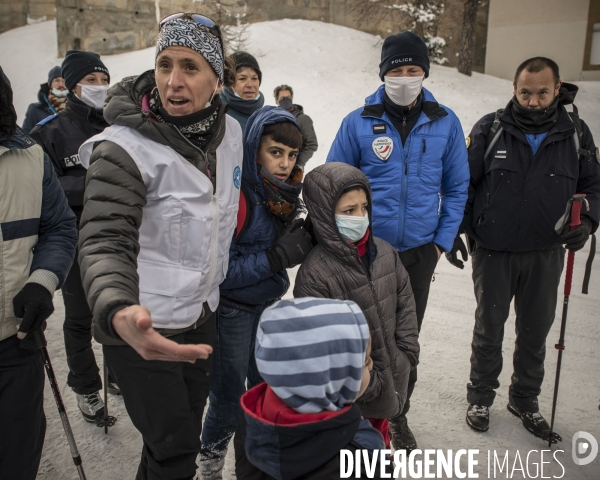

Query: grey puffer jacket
[78,70,229,344]
[294,162,419,419]
[290,104,318,168]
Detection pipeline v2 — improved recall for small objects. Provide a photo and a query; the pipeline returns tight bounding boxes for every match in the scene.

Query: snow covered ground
[1,18,599,479]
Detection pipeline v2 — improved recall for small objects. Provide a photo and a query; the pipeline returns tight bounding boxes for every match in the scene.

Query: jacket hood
[558,82,578,106]
[0,67,17,137]
[243,105,300,187]
[303,162,374,266]
[37,83,51,106]
[241,383,381,479]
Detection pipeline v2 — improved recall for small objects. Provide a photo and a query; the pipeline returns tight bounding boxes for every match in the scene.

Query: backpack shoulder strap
[484,109,504,161]
[567,106,584,158]
[235,186,251,239]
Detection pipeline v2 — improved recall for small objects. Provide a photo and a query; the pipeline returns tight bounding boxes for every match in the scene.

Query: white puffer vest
[80,116,243,329]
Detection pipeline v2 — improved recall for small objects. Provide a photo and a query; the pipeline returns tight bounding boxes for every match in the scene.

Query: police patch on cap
[372,136,394,161]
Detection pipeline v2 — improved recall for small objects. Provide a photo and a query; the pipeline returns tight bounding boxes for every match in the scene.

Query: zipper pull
[423,139,426,152]
[402,116,407,127]
[404,161,408,175]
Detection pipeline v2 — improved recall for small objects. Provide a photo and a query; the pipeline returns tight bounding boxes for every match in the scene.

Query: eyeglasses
[159,13,223,48]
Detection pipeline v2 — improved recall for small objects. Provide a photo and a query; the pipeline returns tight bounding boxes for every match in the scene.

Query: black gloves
[561,216,592,252]
[445,234,468,269]
[267,218,313,272]
[13,282,54,349]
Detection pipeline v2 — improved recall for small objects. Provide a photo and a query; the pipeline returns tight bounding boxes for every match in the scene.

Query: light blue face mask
[335,213,369,243]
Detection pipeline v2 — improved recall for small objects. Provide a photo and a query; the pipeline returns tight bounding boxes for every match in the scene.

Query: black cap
[379,31,430,80]
[61,50,110,91]
[47,66,62,86]
[230,51,262,84]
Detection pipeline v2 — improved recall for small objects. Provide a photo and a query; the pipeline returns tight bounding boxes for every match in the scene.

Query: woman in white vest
[77,13,243,480]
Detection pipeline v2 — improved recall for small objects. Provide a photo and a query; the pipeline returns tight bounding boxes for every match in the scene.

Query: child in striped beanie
[234,297,385,479]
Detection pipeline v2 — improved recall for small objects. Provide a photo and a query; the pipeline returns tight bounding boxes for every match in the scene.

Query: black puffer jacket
[78,70,229,344]
[293,162,419,419]
[465,84,600,251]
[290,104,318,168]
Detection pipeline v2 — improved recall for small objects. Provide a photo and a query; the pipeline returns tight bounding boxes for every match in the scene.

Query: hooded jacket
[293,163,419,418]
[22,84,56,134]
[464,83,600,252]
[77,70,241,343]
[0,68,77,341]
[290,104,318,168]
[326,85,469,253]
[220,106,301,306]
[29,94,109,219]
[234,383,385,480]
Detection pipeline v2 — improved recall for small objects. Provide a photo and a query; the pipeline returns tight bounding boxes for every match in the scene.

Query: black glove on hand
[267,219,313,272]
[445,234,468,269]
[13,282,54,348]
[561,216,592,252]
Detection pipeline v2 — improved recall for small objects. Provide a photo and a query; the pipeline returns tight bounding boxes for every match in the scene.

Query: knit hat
[255,297,370,414]
[156,17,224,82]
[47,66,62,86]
[61,51,110,91]
[379,31,430,79]
[230,51,262,84]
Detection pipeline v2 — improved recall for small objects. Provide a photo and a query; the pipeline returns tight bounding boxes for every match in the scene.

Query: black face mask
[510,95,559,134]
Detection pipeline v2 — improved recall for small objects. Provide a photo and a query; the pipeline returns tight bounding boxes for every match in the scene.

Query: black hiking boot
[389,414,417,453]
[507,402,562,444]
[466,404,489,432]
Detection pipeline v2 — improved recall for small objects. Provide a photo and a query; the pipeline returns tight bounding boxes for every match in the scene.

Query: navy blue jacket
[22,85,56,134]
[219,106,300,306]
[465,94,600,252]
[326,85,469,253]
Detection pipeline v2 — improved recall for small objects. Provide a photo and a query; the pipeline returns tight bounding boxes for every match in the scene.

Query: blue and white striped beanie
[255,297,370,414]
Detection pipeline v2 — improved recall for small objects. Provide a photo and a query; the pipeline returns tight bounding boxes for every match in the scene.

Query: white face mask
[77,84,109,110]
[335,213,369,243]
[51,88,68,98]
[384,75,424,106]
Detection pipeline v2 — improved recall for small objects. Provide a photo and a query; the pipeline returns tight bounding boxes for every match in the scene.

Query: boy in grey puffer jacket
[294,162,419,450]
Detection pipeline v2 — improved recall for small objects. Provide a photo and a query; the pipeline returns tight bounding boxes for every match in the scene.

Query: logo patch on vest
[233,165,241,189]
[372,136,393,161]
[64,154,81,167]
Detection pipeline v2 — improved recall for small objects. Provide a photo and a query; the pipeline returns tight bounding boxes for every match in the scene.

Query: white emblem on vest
[372,136,394,161]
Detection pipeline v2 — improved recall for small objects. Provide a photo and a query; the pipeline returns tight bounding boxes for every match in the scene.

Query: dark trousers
[62,254,102,395]
[0,335,46,480]
[467,247,565,412]
[398,242,439,415]
[103,313,216,480]
[200,304,263,460]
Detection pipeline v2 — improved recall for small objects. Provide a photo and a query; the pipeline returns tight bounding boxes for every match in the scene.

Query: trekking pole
[548,194,586,448]
[33,329,87,480]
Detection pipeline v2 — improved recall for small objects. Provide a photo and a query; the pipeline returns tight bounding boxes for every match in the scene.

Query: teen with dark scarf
[199,106,312,479]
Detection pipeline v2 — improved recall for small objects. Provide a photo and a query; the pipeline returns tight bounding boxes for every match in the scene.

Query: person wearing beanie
[234,297,386,479]
[22,66,67,133]
[29,51,111,425]
[76,12,243,480]
[326,31,469,453]
[220,51,265,133]
[199,106,312,479]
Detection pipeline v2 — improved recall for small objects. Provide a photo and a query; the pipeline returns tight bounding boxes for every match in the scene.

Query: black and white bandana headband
[156,18,224,82]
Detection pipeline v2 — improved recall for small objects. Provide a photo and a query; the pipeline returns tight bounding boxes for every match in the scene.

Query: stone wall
[5,0,489,72]
[0,0,55,34]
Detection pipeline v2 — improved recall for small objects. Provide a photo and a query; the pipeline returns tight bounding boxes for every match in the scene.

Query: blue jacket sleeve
[326,116,360,166]
[433,115,470,252]
[30,153,77,289]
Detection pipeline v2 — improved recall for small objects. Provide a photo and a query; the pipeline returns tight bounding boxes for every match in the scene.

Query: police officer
[327,31,469,453]
[30,50,111,422]
[463,57,600,442]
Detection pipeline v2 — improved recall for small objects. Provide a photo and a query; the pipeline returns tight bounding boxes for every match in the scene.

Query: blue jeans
[200,304,264,459]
